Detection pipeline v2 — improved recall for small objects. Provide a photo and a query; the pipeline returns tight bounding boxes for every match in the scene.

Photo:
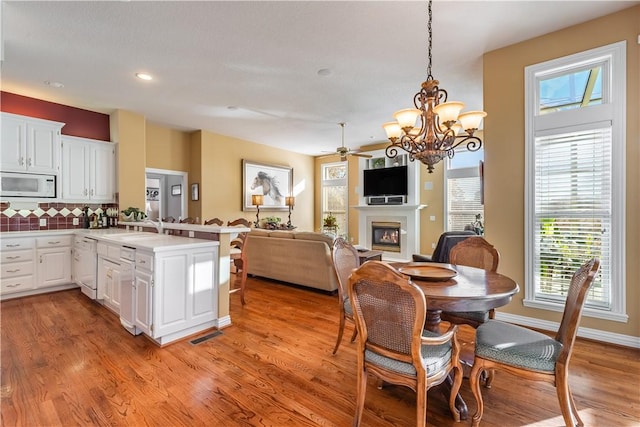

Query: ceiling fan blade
[350,152,373,158]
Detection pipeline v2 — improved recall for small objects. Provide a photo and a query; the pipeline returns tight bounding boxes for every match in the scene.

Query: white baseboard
[494,312,640,349]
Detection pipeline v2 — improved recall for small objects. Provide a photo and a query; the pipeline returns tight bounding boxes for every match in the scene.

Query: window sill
[523,298,628,323]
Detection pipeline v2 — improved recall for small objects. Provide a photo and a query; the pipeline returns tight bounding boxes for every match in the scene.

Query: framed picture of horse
[242,160,293,211]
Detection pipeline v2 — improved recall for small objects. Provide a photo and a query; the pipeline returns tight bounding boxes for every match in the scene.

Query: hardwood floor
[2,275,639,426]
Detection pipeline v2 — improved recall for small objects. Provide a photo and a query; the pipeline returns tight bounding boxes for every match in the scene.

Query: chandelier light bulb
[458,111,487,133]
[382,122,402,141]
[433,101,465,126]
[393,108,421,131]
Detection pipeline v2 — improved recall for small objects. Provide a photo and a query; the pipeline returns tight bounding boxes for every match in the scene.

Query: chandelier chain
[427,0,433,80]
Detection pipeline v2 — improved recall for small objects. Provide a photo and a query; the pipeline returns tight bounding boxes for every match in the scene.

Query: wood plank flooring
[1,275,639,426]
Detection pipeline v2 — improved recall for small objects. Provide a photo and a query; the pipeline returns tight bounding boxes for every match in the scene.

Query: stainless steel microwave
[0,171,56,198]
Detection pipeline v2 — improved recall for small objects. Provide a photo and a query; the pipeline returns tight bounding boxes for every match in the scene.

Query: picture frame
[242,160,293,211]
[146,187,160,201]
[171,184,182,196]
[191,183,199,201]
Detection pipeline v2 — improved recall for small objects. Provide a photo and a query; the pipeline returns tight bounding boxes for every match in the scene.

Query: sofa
[245,229,339,292]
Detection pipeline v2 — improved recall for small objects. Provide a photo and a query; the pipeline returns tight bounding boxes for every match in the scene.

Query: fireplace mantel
[353,204,427,211]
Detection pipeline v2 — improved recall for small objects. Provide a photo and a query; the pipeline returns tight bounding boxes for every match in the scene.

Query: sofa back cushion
[293,231,335,248]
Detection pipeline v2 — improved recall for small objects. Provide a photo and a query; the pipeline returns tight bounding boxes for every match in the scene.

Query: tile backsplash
[0,202,119,232]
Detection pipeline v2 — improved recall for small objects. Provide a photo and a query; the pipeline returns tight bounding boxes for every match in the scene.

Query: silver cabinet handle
[6,256,21,260]
[90,189,94,196]
[19,156,24,166]
[7,283,21,288]
[47,241,61,245]
[6,244,20,248]
[6,269,20,273]
[27,157,32,167]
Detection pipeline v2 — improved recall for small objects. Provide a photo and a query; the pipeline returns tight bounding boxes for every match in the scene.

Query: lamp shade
[251,194,264,206]
[433,101,464,124]
[393,108,421,130]
[285,196,295,207]
[458,111,487,132]
[382,122,402,140]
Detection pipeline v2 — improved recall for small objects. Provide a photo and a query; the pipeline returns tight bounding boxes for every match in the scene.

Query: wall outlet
[432,242,436,249]
[424,181,433,190]
[39,218,47,227]
[73,217,79,226]
[429,215,436,221]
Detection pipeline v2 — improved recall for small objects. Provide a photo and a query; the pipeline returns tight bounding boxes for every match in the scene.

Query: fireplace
[371,221,401,253]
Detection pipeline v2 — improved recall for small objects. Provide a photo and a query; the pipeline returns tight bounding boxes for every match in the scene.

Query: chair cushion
[365,330,452,377]
[475,320,562,372]
[343,297,353,317]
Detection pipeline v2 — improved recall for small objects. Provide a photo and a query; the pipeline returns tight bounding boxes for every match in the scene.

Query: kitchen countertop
[2,228,219,252]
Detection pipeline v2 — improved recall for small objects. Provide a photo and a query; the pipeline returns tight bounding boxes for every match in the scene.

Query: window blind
[447,175,483,231]
[533,127,611,308]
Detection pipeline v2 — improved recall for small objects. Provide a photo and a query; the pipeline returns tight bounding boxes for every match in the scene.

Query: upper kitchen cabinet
[61,135,115,202]
[0,112,64,174]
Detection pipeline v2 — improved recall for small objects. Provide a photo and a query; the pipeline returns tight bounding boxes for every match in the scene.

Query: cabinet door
[153,253,189,338]
[109,263,122,313]
[0,115,26,171]
[90,143,115,201]
[28,123,60,174]
[134,269,153,336]
[37,248,71,288]
[61,139,89,200]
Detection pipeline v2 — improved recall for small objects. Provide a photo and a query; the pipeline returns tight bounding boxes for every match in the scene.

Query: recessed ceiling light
[44,80,64,88]
[135,73,153,81]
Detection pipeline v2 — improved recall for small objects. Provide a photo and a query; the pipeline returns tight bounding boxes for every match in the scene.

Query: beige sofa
[245,229,338,292]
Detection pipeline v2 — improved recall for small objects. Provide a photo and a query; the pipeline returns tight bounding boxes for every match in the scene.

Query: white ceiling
[2,0,636,156]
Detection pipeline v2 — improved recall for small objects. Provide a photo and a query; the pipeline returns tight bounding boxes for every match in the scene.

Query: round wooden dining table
[389,261,520,419]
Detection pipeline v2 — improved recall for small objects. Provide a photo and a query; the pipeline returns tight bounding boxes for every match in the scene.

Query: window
[445,149,484,233]
[321,162,348,235]
[524,41,626,321]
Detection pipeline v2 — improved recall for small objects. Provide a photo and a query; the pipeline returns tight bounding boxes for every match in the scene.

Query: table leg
[426,309,468,420]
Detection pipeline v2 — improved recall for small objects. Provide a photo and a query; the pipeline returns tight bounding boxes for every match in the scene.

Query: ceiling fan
[320,122,372,161]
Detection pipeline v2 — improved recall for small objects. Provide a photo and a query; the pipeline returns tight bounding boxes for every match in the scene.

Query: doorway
[145,168,188,221]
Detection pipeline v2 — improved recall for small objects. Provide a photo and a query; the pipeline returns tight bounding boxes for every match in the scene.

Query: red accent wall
[1,91,110,141]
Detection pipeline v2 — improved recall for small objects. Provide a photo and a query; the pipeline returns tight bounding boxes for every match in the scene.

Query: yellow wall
[146,123,191,172]
[484,5,639,337]
[110,110,146,212]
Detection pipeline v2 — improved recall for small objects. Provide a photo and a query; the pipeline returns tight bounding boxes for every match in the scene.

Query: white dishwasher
[119,246,140,335]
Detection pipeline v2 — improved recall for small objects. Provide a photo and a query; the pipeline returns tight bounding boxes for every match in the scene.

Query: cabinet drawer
[1,238,34,251]
[1,261,34,279]
[1,249,34,263]
[37,235,73,248]
[135,252,153,271]
[1,276,35,294]
[97,243,121,260]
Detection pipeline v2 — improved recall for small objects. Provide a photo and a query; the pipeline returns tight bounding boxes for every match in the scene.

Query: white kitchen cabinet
[0,112,64,174]
[134,259,153,336]
[133,246,218,344]
[61,135,115,202]
[36,236,72,288]
[0,237,36,296]
[73,235,97,299]
[97,242,122,313]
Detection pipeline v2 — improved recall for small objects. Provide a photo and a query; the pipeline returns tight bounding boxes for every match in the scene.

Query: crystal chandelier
[382,0,486,173]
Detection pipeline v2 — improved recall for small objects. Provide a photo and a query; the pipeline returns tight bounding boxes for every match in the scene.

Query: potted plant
[323,213,338,230]
[264,216,282,230]
[121,207,146,222]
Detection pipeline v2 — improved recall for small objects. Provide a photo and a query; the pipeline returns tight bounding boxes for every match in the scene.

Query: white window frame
[444,149,484,233]
[320,161,348,235]
[524,41,627,322]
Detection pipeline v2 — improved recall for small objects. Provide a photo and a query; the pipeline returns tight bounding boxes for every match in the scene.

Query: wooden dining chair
[162,216,175,223]
[348,261,462,427]
[227,218,251,304]
[330,237,360,354]
[180,217,196,224]
[441,237,500,328]
[469,258,600,427]
[204,218,224,226]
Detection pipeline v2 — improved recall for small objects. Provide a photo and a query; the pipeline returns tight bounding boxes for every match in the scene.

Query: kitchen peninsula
[1,223,248,346]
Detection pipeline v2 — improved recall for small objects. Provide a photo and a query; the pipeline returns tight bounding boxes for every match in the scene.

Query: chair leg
[483,369,494,388]
[353,367,367,427]
[416,380,427,427]
[469,358,485,427]
[332,314,346,355]
[449,363,463,422]
[556,368,584,427]
[349,326,358,343]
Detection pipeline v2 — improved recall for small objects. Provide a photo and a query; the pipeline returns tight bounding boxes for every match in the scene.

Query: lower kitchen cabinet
[1,237,36,296]
[37,236,72,288]
[134,246,218,345]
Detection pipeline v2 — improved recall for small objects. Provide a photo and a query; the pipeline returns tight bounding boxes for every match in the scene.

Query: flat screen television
[363,165,408,197]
